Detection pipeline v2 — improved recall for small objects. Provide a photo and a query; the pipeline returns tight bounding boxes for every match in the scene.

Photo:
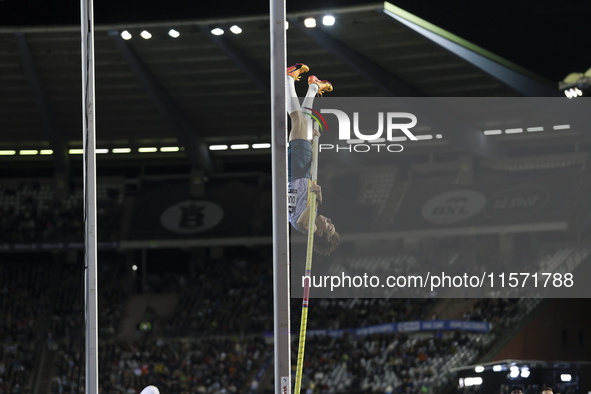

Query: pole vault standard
[294,125,319,394]
[81,0,99,392]
[270,0,291,393]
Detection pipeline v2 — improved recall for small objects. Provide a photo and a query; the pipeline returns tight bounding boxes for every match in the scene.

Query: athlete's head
[314,215,340,256]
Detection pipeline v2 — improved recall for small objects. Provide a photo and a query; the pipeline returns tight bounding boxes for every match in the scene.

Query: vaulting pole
[294,125,319,394]
[80,0,99,392]
[270,0,291,392]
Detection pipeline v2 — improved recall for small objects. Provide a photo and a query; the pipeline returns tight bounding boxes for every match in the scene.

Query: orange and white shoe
[286,63,309,81]
[308,75,333,96]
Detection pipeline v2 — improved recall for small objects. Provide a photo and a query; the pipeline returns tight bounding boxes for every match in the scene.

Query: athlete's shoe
[286,63,309,81]
[308,75,333,96]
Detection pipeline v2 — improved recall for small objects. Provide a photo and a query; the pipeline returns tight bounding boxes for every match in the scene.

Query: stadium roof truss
[0,1,585,173]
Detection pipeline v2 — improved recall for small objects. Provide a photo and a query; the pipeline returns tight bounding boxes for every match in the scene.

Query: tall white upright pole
[80,0,99,392]
[270,0,291,392]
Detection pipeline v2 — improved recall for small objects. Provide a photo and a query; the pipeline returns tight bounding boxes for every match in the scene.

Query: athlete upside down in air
[286,63,340,256]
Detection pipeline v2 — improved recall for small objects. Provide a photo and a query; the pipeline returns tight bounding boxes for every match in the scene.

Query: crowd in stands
[0,243,575,394]
[0,260,52,394]
[0,181,123,244]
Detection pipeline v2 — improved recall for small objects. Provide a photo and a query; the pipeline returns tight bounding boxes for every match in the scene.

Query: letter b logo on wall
[160,200,224,234]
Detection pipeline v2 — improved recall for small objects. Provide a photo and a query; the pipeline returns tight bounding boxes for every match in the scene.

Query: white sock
[285,75,300,115]
[301,83,319,114]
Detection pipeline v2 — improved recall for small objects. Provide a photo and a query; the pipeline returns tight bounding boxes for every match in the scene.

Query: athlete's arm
[296,184,322,232]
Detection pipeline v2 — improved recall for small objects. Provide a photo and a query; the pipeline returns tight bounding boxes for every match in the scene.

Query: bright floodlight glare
[121,30,132,40]
[40,150,53,155]
[553,124,570,130]
[323,15,336,26]
[304,18,317,28]
[285,21,289,30]
[510,369,520,378]
[435,134,443,139]
[561,374,572,382]
[168,29,180,38]
[211,28,224,36]
[230,144,249,150]
[492,365,503,372]
[138,147,157,153]
[521,369,531,378]
[209,144,228,151]
[505,128,523,134]
[564,89,573,98]
[96,149,109,154]
[575,87,583,96]
[475,366,485,373]
[526,126,544,132]
[252,143,271,149]
[464,378,483,387]
[140,30,152,39]
[160,146,180,152]
[132,265,138,271]
[484,130,502,135]
[69,149,84,155]
[0,150,16,156]
[19,150,38,155]
[112,148,131,154]
[230,25,242,34]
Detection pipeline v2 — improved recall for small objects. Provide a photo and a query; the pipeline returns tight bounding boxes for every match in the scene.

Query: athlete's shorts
[288,139,312,182]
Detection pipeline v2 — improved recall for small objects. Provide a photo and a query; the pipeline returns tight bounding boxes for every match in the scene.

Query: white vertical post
[270,0,291,392]
[80,0,99,392]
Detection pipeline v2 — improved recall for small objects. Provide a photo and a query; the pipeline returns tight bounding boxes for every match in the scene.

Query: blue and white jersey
[288,177,309,233]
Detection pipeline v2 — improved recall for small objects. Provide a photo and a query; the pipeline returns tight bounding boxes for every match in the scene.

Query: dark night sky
[1,0,590,83]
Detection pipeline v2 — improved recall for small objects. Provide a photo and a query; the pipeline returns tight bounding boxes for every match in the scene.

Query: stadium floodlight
[19,150,38,155]
[553,124,570,130]
[464,377,483,386]
[160,146,180,152]
[132,265,138,271]
[112,148,131,154]
[475,366,485,373]
[40,150,53,155]
[230,144,249,150]
[230,25,242,34]
[521,368,530,378]
[492,365,503,372]
[252,143,271,149]
[304,18,317,28]
[121,30,132,40]
[138,147,157,153]
[209,144,228,151]
[96,149,109,154]
[140,30,152,39]
[559,68,591,97]
[69,149,84,155]
[505,128,523,134]
[510,367,520,378]
[168,29,180,38]
[323,15,336,26]
[561,374,572,382]
[211,28,224,36]
[483,130,502,135]
[0,150,16,155]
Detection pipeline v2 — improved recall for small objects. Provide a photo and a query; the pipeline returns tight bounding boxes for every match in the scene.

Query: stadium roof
[0,2,586,173]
